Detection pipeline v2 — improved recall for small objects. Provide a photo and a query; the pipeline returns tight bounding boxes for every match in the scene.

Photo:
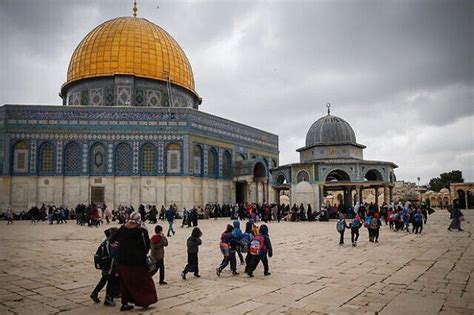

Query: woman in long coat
[110,212,157,311]
[448,199,463,231]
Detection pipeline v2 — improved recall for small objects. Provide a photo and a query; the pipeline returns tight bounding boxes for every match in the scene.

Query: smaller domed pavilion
[270,104,398,210]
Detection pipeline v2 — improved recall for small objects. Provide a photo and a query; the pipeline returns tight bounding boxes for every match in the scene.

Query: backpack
[369,218,379,229]
[219,242,230,257]
[413,213,422,223]
[364,217,371,228]
[249,236,264,255]
[336,220,345,232]
[351,218,361,229]
[94,240,111,270]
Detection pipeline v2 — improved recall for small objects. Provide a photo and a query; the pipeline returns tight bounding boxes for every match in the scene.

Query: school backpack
[336,220,345,232]
[219,242,230,257]
[413,213,422,223]
[94,240,111,270]
[369,218,379,229]
[249,236,264,255]
[364,217,371,228]
[351,218,361,229]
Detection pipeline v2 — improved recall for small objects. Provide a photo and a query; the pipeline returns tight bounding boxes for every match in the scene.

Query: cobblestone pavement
[0,210,472,315]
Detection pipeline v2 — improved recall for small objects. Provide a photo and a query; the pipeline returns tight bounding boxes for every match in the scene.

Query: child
[412,209,423,234]
[369,213,382,243]
[181,227,202,280]
[336,213,350,245]
[150,225,168,285]
[246,224,273,277]
[350,214,362,247]
[216,224,238,276]
[91,227,119,306]
[232,220,245,264]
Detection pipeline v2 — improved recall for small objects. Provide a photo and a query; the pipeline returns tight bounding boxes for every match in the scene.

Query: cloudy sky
[1,0,472,184]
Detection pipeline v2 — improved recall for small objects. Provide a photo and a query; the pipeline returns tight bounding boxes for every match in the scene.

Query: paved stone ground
[0,210,473,315]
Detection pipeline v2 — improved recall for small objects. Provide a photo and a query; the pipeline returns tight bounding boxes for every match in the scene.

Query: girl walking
[182,227,202,280]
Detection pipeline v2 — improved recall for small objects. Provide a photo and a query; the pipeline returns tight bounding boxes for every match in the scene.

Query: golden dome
[64,17,196,95]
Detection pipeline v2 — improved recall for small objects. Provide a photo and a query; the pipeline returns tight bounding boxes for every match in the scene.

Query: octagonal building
[0,15,278,210]
[270,107,397,210]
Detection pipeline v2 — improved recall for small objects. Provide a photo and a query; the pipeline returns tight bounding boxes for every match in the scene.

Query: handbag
[459,215,465,222]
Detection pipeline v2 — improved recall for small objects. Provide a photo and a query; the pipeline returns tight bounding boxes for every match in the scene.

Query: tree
[428,170,464,192]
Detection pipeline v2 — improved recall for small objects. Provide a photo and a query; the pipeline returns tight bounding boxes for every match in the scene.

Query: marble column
[375,187,379,208]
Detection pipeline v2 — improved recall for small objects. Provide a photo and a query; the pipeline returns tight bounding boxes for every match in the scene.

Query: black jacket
[110,226,150,266]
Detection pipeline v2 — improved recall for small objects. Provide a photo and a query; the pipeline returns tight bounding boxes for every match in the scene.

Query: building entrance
[91,187,105,205]
[236,182,247,204]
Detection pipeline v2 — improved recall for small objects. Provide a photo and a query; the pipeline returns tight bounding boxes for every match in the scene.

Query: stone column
[464,189,468,210]
[358,186,363,204]
[389,186,393,203]
[375,187,379,208]
[384,185,389,204]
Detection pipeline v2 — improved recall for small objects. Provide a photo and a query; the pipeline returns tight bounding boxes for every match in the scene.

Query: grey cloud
[0,0,472,182]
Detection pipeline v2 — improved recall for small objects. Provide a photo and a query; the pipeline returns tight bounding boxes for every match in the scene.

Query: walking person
[150,225,168,285]
[109,212,157,311]
[216,224,239,276]
[91,227,119,306]
[232,220,245,265]
[370,213,382,243]
[336,213,350,245]
[412,209,423,234]
[448,199,464,232]
[350,214,362,247]
[181,227,202,280]
[246,224,272,277]
[5,208,13,225]
[166,205,176,237]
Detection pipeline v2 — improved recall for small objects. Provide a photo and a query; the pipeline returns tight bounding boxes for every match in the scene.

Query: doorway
[91,187,105,206]
[236,182,247,204]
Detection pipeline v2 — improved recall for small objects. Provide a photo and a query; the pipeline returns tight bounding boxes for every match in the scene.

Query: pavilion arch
[325,169,351,182]
[276,173,288,185]
[253,161,266,179]
[365,169,383,181]
[297,170,310,183]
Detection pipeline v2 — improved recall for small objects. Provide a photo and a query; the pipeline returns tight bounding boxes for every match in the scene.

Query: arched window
[39,143,54,173]
[222,151,232,179]
[141,143,156,174]
[208,148,218,178]
[90,143,105,175]
[167,143,181,173]
[64,142,81,174]
[115,143,131,174]
[193,145,203,176]
[297,170,310,183]
[13,141,28,173]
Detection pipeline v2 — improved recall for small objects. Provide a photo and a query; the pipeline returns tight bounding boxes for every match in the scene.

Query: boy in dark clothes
[181,227,202,280]
[216,224,239,276]
[246,224,273,277]
[91,227,119,306]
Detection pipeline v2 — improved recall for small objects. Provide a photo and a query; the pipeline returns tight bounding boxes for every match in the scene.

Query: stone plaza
[0,210,472,315]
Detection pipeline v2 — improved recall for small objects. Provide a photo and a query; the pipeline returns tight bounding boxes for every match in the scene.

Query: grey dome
[305,114,357,147]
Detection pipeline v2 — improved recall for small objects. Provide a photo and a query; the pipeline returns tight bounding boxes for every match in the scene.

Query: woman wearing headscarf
[109,212,157,311]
